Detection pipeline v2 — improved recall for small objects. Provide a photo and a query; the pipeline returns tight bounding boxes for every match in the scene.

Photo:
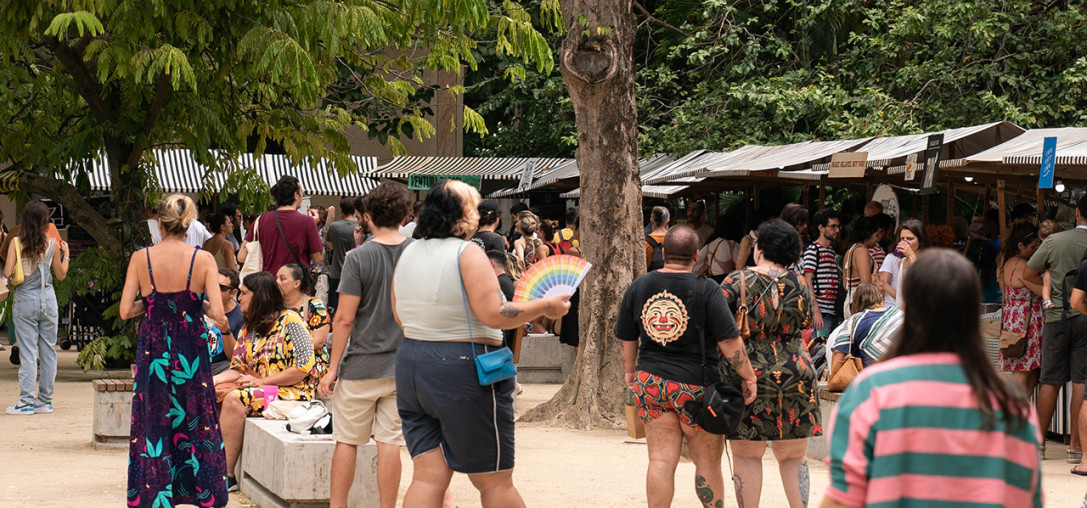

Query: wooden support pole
[1037,186,1045,217]
[753,182,761,210]
[947,185,956,224]
[818,185,826,210]
[997,179,1007,238]
[922,194,930,224]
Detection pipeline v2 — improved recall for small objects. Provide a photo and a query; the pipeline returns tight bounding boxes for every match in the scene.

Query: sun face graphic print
[640,290,690,346]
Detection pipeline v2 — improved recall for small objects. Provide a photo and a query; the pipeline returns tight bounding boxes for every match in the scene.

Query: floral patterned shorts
[632,370,704,427]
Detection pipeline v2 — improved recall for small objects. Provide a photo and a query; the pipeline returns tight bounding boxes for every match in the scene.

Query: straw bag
[828,317,863,392]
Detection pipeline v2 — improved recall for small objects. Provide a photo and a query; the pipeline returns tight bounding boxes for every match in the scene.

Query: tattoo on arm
[695,474,724,508]
[727,348,750,370]
[799,458,810,508]
[500,303,523,318]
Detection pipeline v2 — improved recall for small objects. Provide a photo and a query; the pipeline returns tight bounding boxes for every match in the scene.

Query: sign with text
[1039,136,1057,189]
[828,152,868,178]
[517,161,536,191]
[919,133,944,194]
[407,174,482,191]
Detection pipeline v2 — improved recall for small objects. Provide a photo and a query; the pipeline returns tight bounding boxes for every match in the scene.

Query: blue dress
[128,248,227,507]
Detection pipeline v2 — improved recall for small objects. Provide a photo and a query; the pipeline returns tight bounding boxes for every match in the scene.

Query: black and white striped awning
[61,149,378,196]
[369,156,569,180]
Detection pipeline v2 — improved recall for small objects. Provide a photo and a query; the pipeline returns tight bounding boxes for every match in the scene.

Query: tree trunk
[520,0,642,429]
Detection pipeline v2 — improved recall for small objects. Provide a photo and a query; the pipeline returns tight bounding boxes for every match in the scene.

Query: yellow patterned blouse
[230,310,317,405]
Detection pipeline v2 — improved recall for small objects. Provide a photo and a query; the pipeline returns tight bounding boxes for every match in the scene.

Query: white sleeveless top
[393,237,503,342]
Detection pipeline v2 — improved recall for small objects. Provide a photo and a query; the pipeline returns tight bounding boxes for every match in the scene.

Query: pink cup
[262,385,279,410]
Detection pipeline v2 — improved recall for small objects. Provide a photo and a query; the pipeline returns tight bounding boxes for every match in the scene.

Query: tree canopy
[466,0,1087,158]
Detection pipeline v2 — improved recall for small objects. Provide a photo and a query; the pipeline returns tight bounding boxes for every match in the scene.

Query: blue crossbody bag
[456,242,518,386]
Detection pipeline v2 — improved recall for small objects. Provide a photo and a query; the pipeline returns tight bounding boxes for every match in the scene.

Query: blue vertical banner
[1039,136,1057,189]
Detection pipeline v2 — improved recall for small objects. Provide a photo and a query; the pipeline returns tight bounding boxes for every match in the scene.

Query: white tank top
[393,237,502,342]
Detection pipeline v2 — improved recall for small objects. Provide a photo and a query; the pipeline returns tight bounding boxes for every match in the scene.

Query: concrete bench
[238,418,378,508]
[807,387,841,462]
[92,379,134,448]
[515,333,575,383]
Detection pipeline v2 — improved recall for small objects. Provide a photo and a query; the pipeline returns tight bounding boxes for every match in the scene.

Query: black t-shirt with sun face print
[614,271,740,385]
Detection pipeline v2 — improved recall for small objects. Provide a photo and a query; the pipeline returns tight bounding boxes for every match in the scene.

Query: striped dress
[826,352,1042,508]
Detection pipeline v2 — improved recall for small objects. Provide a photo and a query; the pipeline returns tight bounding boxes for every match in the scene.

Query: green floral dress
[719,269,822,440]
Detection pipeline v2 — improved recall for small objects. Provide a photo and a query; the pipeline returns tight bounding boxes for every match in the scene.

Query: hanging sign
[903,153,919,181]
[871,184,901,228]
[1039,137,1057,189]
[517,161,536,191]
[919,133,944,194]
[828,152,868,178]
[407,174,482,191]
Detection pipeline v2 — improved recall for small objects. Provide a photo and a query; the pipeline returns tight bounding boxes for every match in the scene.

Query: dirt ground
[0,350,1083,507]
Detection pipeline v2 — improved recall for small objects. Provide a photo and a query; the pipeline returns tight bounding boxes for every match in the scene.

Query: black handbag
[683,276,746,435]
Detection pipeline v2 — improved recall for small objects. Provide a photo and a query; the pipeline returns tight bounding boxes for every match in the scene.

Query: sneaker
[33,403,52,414]
[9,345,18,366]
[5,403,33,415]
[226,476,238,492]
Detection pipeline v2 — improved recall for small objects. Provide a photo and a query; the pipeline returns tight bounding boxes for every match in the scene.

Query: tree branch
[47,36,116,124]
[125,73,171,169]
[633,1,691,38]
[5,170,121,258]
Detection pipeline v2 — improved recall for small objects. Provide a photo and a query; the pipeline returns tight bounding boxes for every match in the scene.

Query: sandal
[1072,464,1087,476]
[1069,449,1084,464]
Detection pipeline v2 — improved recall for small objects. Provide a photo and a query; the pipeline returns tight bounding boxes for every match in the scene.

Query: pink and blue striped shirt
[825,352,1042,508]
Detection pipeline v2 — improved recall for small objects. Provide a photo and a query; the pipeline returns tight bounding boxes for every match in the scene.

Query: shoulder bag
[998,259,1030,359]
[456,241,517,385]
[828,315,863,392]
[732,270,750,339]
[840,245,859,319]
[274,211,312,290]
[10,237,24,286]
[684,276,746,435]
[239,216,263,281]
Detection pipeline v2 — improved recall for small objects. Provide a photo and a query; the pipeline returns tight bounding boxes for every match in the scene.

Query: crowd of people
[622,195,1087,506]
[111,175,573,508]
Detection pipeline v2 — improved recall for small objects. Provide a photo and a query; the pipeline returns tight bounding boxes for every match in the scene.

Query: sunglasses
[219,284,237,292]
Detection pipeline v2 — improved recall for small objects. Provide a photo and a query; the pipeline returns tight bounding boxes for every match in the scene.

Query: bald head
[663,226,698,266]
[864,201,883,217]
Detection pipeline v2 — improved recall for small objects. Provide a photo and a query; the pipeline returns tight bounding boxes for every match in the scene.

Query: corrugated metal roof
[368,156,569,180]
[954,127,1087,165]
[61,149,378,196]
[812,121,1024,169]
[488,154,676,198]
[560,184,687,200]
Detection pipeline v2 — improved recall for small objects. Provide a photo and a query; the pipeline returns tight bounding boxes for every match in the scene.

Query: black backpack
[645,234,665,271]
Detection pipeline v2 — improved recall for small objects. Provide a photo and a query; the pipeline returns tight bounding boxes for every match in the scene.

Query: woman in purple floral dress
[120,195,229,508]
[998,223,1043,395]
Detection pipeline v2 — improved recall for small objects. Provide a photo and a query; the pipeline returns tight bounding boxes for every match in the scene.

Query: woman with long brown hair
[877,219,929,307]
[4,200,69,415]
[996,223,1043,395]
[822,250,1041,508]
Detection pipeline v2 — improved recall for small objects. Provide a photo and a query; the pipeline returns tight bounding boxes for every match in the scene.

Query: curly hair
[270,175,301,207]
[363,182,414,229]
[925,224,956,249]
[414,179,480,240]
[756,218,802,267]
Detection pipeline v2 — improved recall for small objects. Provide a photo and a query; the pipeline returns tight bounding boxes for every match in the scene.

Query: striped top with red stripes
[825,352,1042,508]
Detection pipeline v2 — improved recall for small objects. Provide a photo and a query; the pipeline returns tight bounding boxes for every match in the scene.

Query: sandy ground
[0,349,1083,507]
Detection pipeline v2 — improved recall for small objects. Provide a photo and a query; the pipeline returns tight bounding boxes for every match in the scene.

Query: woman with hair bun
[4,200,69,415]
[119,194,229,507]
[276,263,331,387]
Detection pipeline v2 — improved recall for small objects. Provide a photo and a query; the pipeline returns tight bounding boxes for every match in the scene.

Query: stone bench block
[516,333,575,384]
[807,387,841,462]
[92,379,134,448]
[239,418,377,508]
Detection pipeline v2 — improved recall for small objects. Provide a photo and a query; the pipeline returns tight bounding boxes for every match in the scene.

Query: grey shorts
[395,339,515,474]
[1040,315,1087,385]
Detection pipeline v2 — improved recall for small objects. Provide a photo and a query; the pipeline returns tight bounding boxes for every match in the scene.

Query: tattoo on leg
[799,458,810,508]
[728,349,750,370]
[732,473,745,508]
[695,475,723,508]
[499,303,523,318]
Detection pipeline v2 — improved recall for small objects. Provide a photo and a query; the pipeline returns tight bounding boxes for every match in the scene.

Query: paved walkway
[0,349,1082,506]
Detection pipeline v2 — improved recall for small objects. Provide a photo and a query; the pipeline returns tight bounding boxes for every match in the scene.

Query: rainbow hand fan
[513,255,592,301]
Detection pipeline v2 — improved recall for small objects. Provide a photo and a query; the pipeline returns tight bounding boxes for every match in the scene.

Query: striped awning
[60,149,378,196]
[369,156,570,180]
[560,184,687,200]
[811,121,1024,170]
